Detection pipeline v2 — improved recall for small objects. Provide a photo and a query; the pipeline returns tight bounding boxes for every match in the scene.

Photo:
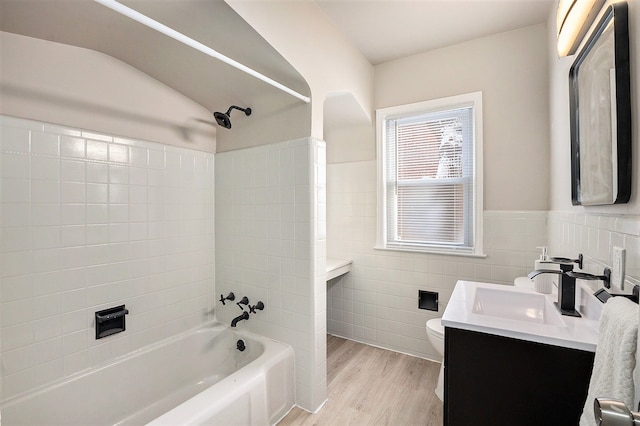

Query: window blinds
[385,106,474,252]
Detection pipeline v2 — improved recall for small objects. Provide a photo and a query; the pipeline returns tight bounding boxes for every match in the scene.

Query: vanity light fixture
[557,0,605,56]
[94,0,311,104]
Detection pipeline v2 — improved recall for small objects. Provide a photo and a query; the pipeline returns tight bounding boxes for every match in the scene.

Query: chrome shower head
[213,105,252,129]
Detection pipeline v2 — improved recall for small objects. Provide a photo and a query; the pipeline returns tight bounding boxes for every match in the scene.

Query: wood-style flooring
[278,335,443,426]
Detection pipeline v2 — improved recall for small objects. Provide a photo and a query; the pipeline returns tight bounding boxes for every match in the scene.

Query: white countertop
[442,280,600,352]
[326,258,352,281]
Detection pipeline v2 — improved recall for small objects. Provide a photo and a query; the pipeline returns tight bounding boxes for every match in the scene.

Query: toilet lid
[426,318,444,337]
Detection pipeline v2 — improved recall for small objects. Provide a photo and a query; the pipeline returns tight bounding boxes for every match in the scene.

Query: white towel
[580,297,639,426]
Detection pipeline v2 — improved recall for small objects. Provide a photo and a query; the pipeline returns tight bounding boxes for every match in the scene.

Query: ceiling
[0,0,310,119]
[314,0,556,65]
[0,0,555,132]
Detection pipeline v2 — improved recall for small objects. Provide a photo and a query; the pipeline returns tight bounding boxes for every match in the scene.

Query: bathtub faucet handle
[249,301,264,314]
[236,296,249,310]
[219,292,235,305]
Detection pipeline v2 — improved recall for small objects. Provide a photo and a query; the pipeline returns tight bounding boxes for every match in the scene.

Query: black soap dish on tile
[95,305,129,339]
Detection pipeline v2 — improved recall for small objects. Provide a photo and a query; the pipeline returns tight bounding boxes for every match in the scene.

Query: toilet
[426,318,445,401]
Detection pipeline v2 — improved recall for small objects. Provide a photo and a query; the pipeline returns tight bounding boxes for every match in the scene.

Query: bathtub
[1,322,295,425]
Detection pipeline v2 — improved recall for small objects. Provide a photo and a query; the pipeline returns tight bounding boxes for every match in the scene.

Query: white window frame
[375,92,484,257]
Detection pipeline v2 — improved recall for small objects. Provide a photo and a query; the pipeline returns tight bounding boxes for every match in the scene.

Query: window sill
[374,245,487,259]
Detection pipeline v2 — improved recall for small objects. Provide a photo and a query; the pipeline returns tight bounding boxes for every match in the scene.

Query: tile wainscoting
[548,211,640,289]
[327,160,639,360]
[326,160,548,360]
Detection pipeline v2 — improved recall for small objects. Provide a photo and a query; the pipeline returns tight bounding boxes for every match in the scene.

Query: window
[376,92,483,256]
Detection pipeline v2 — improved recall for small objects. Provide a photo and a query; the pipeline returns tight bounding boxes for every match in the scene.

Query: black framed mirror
[569,2,631,206]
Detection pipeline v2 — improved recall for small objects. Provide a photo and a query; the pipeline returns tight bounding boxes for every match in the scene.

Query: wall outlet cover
[612,246,626,290]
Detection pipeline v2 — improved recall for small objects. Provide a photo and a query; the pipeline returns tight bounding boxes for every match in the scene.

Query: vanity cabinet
[444,327,595,426]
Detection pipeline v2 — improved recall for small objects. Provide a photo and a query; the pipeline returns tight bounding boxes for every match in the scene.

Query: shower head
[213,105,252,129]
[213,111,232,129]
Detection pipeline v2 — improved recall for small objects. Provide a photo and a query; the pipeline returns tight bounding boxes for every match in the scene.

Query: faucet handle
[567,267,611,287]
[550,253,583,270]
[249,301,264,314]
[219,292,235,305]
[236,296,249,310]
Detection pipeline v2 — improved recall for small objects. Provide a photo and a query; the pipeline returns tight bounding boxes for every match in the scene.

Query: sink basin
[472,287,565,327]
[442,281,598,352]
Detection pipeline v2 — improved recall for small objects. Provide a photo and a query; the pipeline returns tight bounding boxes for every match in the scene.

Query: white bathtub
[0,322,295,425]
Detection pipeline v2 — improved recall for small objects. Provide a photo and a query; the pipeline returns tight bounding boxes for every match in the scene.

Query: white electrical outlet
[612,246,626,289]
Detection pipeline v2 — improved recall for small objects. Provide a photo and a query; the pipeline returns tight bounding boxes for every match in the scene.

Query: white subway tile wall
[0,115,215,401]
[327,161,549,360]
[215,138,326,412]
[548,211,640,287]
[311,141,328,409]
[5,115,636,411]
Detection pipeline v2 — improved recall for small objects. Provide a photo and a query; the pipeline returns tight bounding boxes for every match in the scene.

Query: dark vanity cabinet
[444,327,595,426]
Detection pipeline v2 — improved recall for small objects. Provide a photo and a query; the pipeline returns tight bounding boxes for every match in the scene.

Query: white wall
[214,96,312,153]
[325,24,552,358]
[547,0,640,286]
[0,115,215,401]
[226,0,374,142]
[0,32,216,153]
[548,0,640,213]
[324,124,375,164]
[214,138,327,412]
[0,14,333,413]
[375,24,550,211]
[0,31,219,403]
[548,212,640,284]
[327,161,548,358]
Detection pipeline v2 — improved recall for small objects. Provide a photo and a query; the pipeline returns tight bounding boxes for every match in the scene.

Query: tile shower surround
[0,115,215,401]
[326,160,640,360]
[214,138,327,412]
[3,114,637,409]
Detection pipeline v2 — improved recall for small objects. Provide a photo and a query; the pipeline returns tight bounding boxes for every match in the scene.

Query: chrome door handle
[594,398,640,425]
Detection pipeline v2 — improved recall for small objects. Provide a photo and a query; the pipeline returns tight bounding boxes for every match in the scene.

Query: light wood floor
[279,335,443,426]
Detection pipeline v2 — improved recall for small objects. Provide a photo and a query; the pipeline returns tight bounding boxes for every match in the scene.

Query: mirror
[569,2,631,206]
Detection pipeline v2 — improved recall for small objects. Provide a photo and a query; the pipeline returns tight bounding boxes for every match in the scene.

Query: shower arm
[226,106,250,116]
[94,0,311,104]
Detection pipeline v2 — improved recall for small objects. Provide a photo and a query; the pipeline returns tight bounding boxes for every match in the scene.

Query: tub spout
[230,311,249,327]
